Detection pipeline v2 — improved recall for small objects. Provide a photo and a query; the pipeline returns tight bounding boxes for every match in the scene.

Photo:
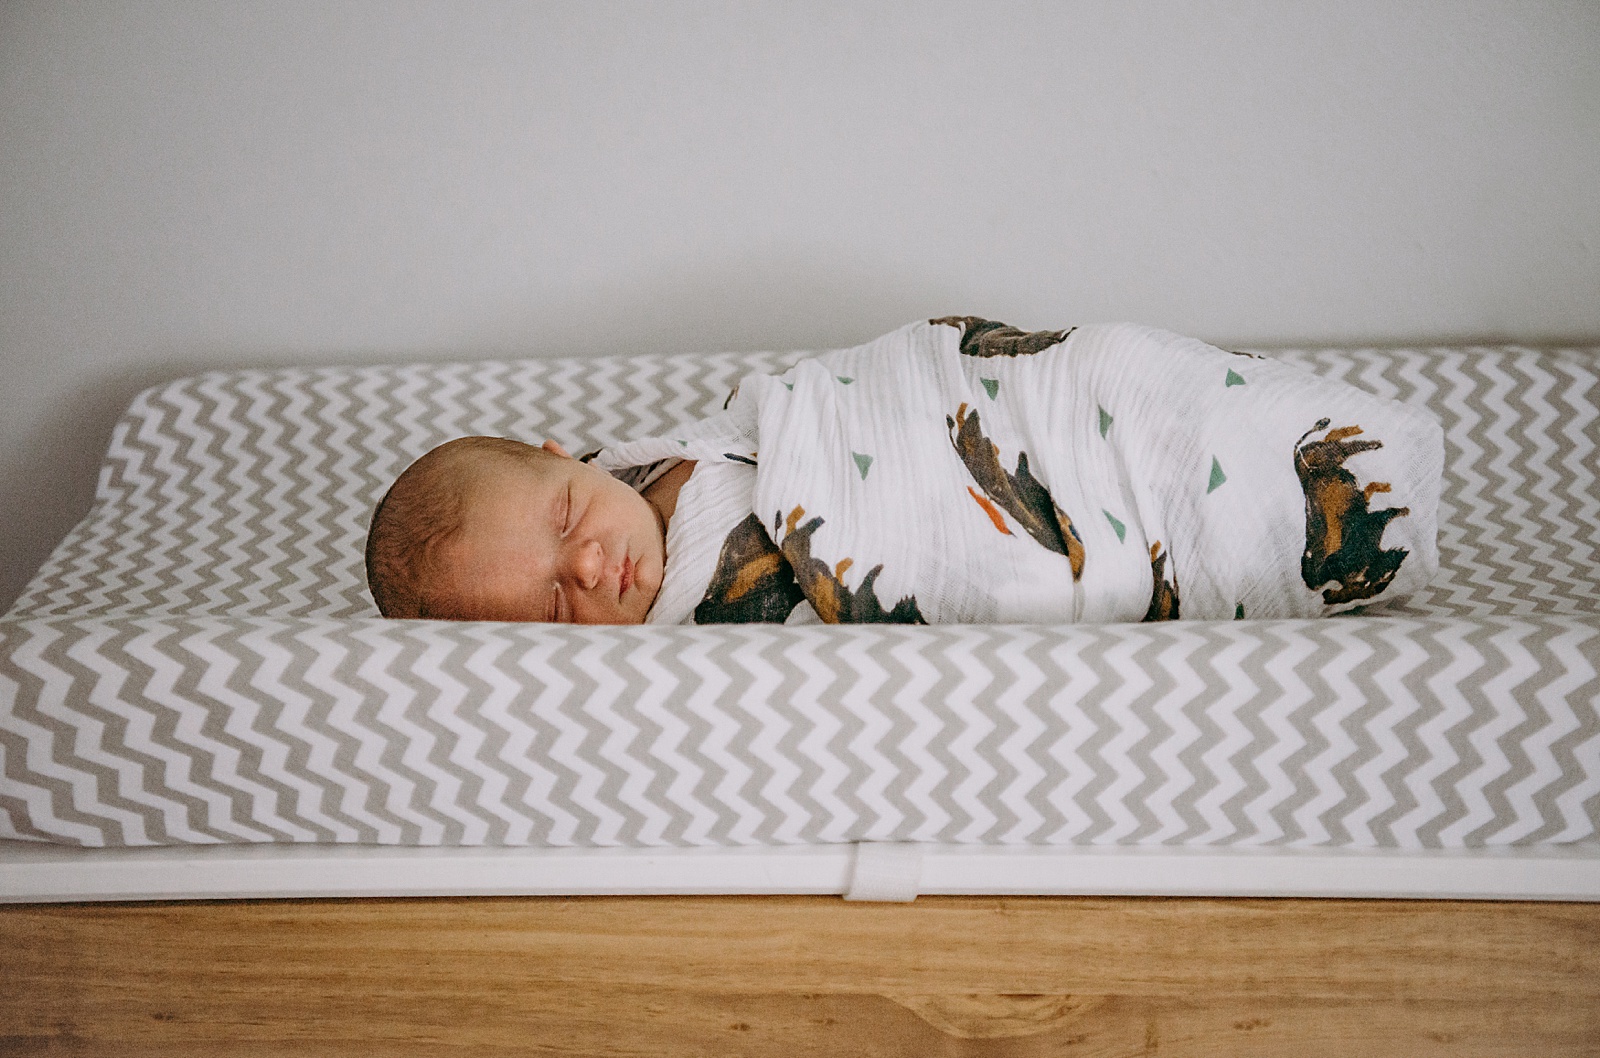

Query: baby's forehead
[449,451,569,519]
[458,448,560,488]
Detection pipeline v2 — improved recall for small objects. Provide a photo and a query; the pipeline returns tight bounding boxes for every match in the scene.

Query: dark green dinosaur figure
[930,316,1075,358]
[1143,541,1180,621]
[1295,419,1410,605]
[694,513,805,624]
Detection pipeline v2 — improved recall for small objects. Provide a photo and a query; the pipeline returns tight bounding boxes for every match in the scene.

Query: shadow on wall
[0,257,973,614]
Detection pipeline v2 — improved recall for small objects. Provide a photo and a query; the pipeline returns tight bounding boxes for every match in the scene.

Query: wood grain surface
[3,895,1597,1056]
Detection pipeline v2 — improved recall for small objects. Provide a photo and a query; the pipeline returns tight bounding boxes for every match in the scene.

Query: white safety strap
[843,841,924,902]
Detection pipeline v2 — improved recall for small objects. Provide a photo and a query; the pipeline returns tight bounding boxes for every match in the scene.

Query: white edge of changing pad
[2,840,1597,904]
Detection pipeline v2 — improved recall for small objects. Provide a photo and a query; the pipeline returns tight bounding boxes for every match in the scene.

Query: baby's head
[366,436,665,623]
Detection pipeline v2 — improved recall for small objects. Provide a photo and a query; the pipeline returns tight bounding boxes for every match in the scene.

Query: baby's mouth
[619,555,634,599]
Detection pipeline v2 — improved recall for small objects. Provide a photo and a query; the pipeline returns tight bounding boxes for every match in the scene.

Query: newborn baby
[366,435,692,623]
[368,319,1442,626]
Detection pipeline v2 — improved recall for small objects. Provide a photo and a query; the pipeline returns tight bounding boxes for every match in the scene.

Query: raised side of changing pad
[3,614,1596,851]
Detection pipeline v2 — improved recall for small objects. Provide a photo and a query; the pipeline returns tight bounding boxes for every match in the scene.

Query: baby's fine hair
[365,435,552,618]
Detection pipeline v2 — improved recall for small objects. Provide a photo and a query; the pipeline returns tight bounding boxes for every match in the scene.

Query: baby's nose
[571,539,604,590]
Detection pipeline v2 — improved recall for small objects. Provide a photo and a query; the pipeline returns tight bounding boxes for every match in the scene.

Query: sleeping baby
[367,318,1443,626]
[366,434,696,623]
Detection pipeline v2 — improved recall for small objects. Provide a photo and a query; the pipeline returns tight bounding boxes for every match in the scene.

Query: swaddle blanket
[597,318,1443,625]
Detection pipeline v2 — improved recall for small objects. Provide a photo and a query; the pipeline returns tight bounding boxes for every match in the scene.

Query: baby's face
[427,444,665,624]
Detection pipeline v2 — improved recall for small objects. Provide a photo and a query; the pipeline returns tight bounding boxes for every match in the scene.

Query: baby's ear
[540,439,573,459]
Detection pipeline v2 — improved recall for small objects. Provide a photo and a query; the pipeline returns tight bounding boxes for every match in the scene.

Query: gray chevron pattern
[1,615,1594,848]
[2,343,1598,848]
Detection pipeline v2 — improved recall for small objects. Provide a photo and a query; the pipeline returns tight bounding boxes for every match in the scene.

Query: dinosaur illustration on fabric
[694,513,806,624]
[1143,541,1180,621]
[947,403,1086,579]
[778,507,925,624]
[930,316,1076,358]
[1295,419,1411,605]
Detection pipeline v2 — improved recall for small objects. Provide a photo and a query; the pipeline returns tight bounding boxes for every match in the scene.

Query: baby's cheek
[632,575,662,624]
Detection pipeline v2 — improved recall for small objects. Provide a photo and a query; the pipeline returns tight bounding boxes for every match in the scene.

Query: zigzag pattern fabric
[3,343,1598,848]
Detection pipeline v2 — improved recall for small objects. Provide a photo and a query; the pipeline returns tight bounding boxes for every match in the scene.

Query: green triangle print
[852,452,874,479]
[837,376,855,385]
[1103,509,1126,542]
[1208,456,1227,493]
[1225,369,1247,387]
[1235,602,1245,619]
[1098,405,1113,438]
[981,377,999,400]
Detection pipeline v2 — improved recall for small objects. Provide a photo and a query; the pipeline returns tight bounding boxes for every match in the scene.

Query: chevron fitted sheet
[2,342,1598,849]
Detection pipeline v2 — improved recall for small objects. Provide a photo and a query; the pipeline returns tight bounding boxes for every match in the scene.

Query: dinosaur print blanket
[594,319,1443,624]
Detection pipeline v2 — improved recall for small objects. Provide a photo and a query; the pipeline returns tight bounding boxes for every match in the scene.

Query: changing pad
[2,342,1597,850]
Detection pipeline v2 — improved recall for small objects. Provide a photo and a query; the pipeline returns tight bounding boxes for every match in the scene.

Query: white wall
[2,1,1597,611]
